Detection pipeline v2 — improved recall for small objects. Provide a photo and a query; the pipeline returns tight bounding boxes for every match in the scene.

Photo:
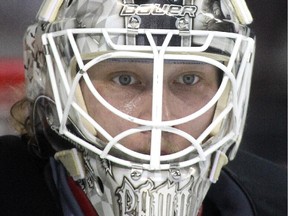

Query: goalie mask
[24,0,255,215]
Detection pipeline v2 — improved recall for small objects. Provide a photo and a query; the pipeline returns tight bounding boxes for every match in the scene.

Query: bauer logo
[120,4,197,18]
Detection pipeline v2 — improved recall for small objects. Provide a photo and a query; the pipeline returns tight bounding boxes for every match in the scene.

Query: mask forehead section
[121,0,198,46]
[119,0,236,47]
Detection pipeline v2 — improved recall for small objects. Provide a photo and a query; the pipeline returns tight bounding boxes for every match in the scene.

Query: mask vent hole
[66,0,73,7]
[95,177,105,196]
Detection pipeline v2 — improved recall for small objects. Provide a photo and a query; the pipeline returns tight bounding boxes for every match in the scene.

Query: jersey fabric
[0,135,286,216]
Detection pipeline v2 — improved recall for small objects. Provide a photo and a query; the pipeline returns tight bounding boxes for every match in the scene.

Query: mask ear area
[31,96,75,158]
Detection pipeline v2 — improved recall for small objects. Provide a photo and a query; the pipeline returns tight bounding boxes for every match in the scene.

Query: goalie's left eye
[176,74,200,85]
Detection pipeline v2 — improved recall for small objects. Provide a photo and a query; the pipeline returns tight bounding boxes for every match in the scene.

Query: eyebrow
[104,58,207,65]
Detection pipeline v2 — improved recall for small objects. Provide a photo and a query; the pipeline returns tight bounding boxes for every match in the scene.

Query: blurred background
[0,0,286,166]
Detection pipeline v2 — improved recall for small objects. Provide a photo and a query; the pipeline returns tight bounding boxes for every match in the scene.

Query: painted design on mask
[116,176,198,216]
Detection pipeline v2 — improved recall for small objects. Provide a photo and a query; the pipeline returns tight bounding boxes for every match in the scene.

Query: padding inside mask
[70,56,98,138]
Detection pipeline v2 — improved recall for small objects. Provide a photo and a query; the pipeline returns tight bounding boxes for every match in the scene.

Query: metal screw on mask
[176,16,190,31]
[169,167,182,180]
[128,15,142,29]
[130,166,143,181]
[130,171,142,180]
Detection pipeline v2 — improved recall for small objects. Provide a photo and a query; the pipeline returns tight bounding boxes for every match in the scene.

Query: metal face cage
[41,27,255,171]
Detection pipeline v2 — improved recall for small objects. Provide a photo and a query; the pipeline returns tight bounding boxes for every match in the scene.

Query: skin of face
[80,59,220,155]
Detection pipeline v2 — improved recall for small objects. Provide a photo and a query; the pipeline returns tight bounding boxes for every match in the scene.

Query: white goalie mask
[24,0,255,215]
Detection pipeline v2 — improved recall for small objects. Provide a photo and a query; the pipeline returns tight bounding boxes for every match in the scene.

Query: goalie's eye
[175,74,200,85]
[112,74,138,86]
